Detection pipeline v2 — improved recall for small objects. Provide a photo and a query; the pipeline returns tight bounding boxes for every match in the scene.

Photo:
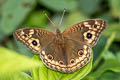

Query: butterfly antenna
[44,12,56,27]
[58,8,66,27]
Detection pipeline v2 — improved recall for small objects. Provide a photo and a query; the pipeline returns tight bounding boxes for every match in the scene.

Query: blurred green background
[0,0,120,80]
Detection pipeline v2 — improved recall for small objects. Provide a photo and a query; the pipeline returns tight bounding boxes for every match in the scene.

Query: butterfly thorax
[55,28,61,35]
[55,28,65,44]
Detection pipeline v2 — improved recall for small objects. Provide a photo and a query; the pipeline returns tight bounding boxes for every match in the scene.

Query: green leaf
[93,32,115,70]
[86,51,120,79]
[77,0,102,15]
[0,72,32,80]
[14,40,33,57]
[116,52,120,62]
[103,51,116,60]
[0,46,41,76]
[25,10,48,28]
[38,61,48,80]
[109,42,120,54]
[93,36,107,62]
[89,59,120,78]
[38,0,77,11]
[98,12,114,23]
[0,0,36,40]
[109,0,120,17]
[31,55,40,80]
[103,23,120,41]
[31,51,93,80]
[99,72,120,80]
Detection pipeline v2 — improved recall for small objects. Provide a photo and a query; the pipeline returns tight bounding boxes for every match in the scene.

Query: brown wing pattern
[40,37,91,73]
[13,28,55,54]
[63,19,107,47]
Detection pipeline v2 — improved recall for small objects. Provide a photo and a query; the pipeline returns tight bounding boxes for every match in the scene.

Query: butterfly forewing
[63,19,107,47]
[13,28,55,54]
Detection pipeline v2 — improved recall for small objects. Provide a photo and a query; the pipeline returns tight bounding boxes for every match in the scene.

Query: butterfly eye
[70,59,75,64]
[93,24,97,28]
[86,33,92,39]
[32,40,38,46]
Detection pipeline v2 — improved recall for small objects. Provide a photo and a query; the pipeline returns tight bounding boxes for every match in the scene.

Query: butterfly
[13,19,106,73]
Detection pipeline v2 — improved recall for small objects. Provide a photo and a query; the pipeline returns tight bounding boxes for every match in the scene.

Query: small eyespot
[59,61,64,65]
[47,54,53,60]
[93,24,97,28]
[23,34,27,37]
[70,59,75,64]
[78,49,84,56]
[87,33,92,39]
[32,40,38,46]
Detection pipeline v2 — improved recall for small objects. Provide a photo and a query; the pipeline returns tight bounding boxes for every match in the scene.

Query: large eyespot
[78,49,84,56]
[59,61,64,65]
[47,54,53,60]
[86,33,92,39]
[32,40,38,46]
[70,59,75,64]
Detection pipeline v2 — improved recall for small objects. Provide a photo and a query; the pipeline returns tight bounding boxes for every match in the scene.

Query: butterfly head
[55,28,61,35]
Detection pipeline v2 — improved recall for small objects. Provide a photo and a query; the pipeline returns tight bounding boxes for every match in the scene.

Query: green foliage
[0,72,32,80]
[0,47,41,75]
[78,0,102,15]
[0,0,120,80]
[38,0,77,11]
[109,0,120,17]
[0,0,36,41]
[104,23,120,41]
[25,10,48,28]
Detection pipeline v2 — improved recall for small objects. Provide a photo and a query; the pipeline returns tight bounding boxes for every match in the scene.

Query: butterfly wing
[40,37,91,73]
[63,19,107,47]
[13,19,106,73]
[13,28,55,54]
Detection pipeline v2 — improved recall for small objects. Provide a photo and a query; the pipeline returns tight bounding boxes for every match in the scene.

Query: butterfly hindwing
[40,37,91,73]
